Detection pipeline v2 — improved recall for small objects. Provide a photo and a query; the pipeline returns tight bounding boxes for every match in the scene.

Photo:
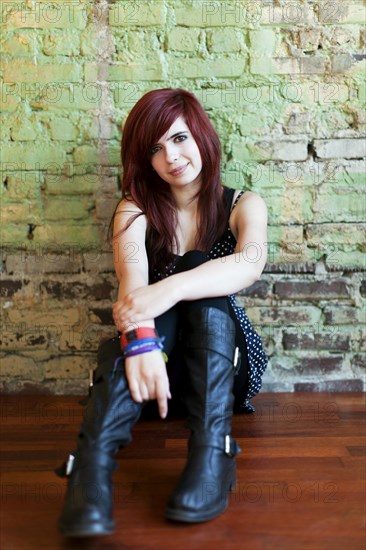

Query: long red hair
[112,88,227,278]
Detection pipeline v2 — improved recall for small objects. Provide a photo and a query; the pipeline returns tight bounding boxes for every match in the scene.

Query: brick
[43,30,80,56]
[48,118,78,141]
[274,279,351,300]
[239,280,271,299]
[90,308,114,326]
[109,1,166,27]
[55,321,101,353]
[313,192,365,223]
[40,280,114,300]
[83,252,114,273]
[305,223,366,247]
[244,306,321,326]
[0,380,54,395]
[168,28,200,52]
[73,145,121,166]
[249,29,277,56]
[261,3,316,26]
[6,252,82,275]
[43,355,92,379]
[250,56,327,75]
[259,188,313,225]
[44,197,94,221]
[2,2,87,30]
[0,84,20,112]
[0,280,27,297]
[263,262,315,274]
[30,84,105,111]
[175,2,241,27]
[167,56,246,79]
[299,81,350,105]
[326,251,365,272]
[324,306,364,325]
[318,2,365,24]
[331,54,355,73]
[0,174,41,200]
[0,324,48,350]
[292,355,344,374]
[0,355,42,380]
[2,30,38,55]
[1,200,42,224]
[33,223,100,248]
[360,280,366,297]
[95,196,118,222]
[0,224,29,246]
[1,143,66,168]
[10,117,39,141]
[3,60,82,84]
[85,61,164,82]
[8,307,80,326]
[45,175,99,195]
[353,353,366,370]
[313,139,366,159]
[297,28,322,51]
[232,137,308,162]
[208,28,242,53]
[295,380,363,392]
[283,333,351,351]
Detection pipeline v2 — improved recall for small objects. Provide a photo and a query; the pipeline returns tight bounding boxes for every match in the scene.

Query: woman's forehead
[155,116,188,143]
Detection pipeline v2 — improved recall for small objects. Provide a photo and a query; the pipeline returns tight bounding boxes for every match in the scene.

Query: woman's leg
[173,251,250,408]
[164,251,242,522]
[57,337,145,537]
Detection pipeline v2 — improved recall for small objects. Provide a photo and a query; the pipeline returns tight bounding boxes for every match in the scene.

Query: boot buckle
[65,454,75,476]
[225,435,234,457]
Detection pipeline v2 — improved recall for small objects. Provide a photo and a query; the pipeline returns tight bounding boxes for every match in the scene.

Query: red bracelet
[120,327,159,350]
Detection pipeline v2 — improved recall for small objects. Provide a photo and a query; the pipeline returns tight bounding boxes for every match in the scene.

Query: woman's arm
[112,200,171,419]
[172,191,268,300]
[112,200,155,332]
[115,192,268,325]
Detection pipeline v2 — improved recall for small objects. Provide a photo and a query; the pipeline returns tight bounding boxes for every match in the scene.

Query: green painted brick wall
[0,0,365,395]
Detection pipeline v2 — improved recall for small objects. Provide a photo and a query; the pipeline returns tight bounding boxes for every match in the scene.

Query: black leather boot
[165,306,241,523]
[56,337,144,537]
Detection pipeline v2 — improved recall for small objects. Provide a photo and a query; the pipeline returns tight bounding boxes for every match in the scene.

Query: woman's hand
[125,350,171,419]
[113,279,180,330]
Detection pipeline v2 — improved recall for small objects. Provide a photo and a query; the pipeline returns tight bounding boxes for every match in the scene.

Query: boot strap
[189,433,242,457]
[54,450,117,478]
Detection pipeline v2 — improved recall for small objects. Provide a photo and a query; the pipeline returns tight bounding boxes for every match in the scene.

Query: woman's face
[150,116,203,189]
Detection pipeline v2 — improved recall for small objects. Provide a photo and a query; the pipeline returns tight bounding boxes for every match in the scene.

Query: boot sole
[58,520,115,538]
[165,475,236,523]
[165,498,229,523]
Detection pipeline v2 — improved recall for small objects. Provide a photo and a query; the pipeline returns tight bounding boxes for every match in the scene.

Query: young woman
[57,88,268,537]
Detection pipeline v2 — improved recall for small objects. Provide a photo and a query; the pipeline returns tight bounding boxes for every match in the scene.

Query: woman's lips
[169,163,189,177]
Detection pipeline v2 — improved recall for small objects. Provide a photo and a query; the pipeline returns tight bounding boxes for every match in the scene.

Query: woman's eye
[175,135,187,143]
[150,146,160,155]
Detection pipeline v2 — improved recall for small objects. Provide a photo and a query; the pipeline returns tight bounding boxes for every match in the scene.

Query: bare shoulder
[230,190,267,237]
[115,197,144,216]
[233,190,267,218]
[114,197,146,233]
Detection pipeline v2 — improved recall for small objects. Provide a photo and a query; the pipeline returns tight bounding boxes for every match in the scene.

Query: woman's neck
[170,180,201,213]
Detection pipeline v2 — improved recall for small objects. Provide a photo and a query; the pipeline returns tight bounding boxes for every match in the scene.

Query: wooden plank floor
[1,392,365,550]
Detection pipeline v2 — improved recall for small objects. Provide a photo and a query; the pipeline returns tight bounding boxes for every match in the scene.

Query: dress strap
[230,190,245,213]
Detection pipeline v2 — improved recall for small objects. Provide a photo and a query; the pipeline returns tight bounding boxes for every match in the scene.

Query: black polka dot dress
[151,186,269,413]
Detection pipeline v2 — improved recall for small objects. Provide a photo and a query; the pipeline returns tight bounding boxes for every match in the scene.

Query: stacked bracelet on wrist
[120,327,167,361]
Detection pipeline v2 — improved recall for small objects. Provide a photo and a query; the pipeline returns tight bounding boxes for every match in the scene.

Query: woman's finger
[155,378,169,419]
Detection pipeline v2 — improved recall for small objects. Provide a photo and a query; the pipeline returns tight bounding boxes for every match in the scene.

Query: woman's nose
[165,145,179,163]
